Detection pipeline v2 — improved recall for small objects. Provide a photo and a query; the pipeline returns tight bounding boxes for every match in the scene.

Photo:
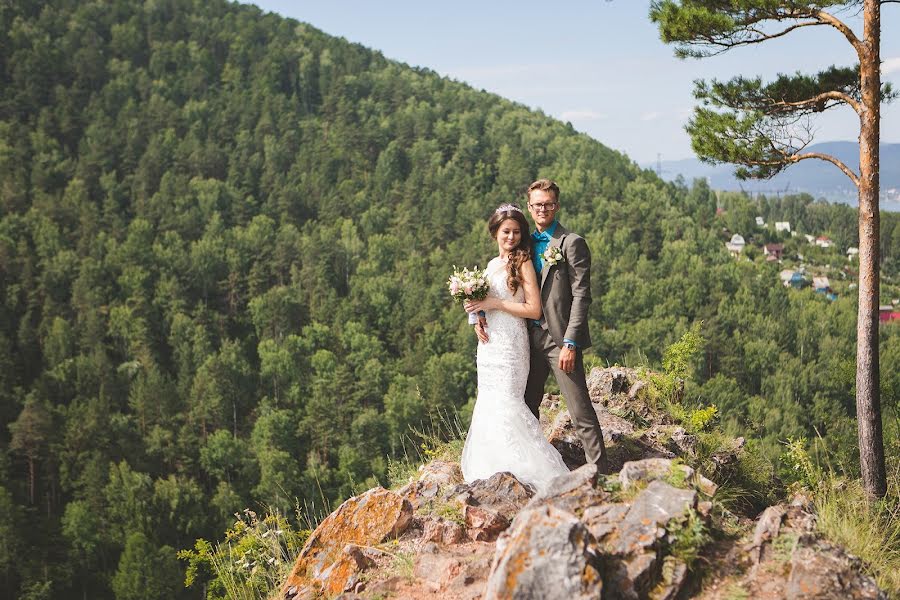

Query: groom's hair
[527,179,560,202]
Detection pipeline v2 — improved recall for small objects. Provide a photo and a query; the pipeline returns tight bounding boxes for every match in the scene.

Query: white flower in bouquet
[448,265,490,324]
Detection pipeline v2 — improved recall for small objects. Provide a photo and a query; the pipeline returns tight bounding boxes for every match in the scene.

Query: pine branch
[791,152,860,185]
[765,90,860,115]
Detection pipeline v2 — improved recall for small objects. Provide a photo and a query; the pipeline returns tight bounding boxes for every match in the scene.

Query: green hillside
[1,0,898,598]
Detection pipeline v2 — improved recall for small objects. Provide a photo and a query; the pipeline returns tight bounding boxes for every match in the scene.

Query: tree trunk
[27,456,35,505]
[855,0,886,498]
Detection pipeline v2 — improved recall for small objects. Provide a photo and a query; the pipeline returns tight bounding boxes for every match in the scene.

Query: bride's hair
[488,205,532,295]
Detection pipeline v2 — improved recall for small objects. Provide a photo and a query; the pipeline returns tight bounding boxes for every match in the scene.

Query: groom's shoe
[595,453,612,476]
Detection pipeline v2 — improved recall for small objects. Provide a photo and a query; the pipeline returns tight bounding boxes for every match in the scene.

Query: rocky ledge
[278,367,887,600]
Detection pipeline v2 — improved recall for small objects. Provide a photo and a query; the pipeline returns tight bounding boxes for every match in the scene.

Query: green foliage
[781,438,900,595]
[663,321,704,381]
[652,1,895,180]
[665,509,710,569]
[112,532,181,600]
[177,509,308,600]
[388,412,466,489]
[0,0,899,596]
[687,404,719,432]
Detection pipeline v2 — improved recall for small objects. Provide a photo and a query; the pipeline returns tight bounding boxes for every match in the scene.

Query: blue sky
[243,1,900,164]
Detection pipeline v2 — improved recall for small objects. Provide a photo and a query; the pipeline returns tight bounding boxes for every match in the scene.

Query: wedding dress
[460,257,569,493]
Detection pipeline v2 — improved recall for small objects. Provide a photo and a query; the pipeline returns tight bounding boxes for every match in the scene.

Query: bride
[460,204,569,492]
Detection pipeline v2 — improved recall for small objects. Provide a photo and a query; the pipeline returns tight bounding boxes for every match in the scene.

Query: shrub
[178,509,308,600]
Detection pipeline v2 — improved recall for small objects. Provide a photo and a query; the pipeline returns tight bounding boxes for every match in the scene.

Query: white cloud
[883,57,900,77]
[640,111,662,121]
[559,110,609,121]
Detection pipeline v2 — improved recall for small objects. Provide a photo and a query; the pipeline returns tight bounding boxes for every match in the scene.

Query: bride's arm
[464,261,542,319]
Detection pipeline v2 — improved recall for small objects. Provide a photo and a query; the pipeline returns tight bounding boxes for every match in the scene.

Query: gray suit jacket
[537,223,592,349]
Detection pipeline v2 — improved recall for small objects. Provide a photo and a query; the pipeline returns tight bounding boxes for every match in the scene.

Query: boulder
[527,463,609,517]
[464,504,510,542]
[452,471,534,522]
[545,409,589,469]
[745,504,787,564]
[398,460,463,510]
[788,541,887,599]
[483,504,604,599]
[544,399,641,470]
[280,487,412,599]
[413,541,494,600]
[667,426,698,457]
[419,515,466,546]
[619,457,718,496]
[587,366,635,400]
[587,480,698,598]
[610,480,697,557]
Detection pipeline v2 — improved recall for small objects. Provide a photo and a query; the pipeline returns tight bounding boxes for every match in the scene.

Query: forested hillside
[1,1,898,598]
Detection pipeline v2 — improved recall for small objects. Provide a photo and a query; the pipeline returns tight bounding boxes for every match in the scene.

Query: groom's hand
[475,317,489,343]
[559,346,576,374]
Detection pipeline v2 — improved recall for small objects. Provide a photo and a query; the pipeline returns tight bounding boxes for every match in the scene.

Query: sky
[243,1,900,165]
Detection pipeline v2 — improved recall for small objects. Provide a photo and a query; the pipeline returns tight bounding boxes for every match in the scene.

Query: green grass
[813,473,900,595]
[666,509,710,570]
[784,436,900,596]
[178,508,308,600]
[387,412,466,489]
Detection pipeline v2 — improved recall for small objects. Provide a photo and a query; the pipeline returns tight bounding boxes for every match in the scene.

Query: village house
[755,216,765,227]
[775,221,791,233]
[812,276,830,292]
[847,247,859,260]
[780,269,804,288]
[763,243,784,260]
[726,234,746,256]
[880,305,900,324]
[804,234,815,243]
[815,236,834,248]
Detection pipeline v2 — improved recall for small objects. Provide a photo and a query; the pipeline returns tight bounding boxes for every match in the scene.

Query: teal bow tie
[532,231,550,242]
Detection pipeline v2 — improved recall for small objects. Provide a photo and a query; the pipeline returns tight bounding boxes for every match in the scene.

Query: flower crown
[495,203,523,214]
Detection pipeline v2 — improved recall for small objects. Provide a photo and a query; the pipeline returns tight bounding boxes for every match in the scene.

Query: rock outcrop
[280,367,887,599]
[280,487,412,599]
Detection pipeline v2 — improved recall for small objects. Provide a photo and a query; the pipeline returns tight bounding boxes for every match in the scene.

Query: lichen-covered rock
[398,460,463,510]
[527,463,609,517]
[545,405,642,470]
[587,366,635,400]
[464,504,510,542]
[787,541,887,599]
[587,480,697,598]
[612,480,697,556]
[545,409,590,468]
[484,504,604,599]
[451,471,534,522]
[419,515,466,546]
[619,457,718,496]
[280,487,412,598]
[745,504,787,564]
[414,541,495,600]
[666,426,698,457]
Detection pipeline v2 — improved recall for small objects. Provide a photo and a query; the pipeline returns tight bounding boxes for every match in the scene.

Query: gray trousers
[524,326,607,467]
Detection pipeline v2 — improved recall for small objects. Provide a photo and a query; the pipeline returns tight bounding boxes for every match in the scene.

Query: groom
[477,179,608,471]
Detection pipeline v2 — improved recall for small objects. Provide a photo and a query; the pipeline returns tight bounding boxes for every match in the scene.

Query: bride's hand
[465,298,496,313]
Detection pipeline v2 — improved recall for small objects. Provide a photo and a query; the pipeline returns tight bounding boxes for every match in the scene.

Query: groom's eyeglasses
[529,202,558,212]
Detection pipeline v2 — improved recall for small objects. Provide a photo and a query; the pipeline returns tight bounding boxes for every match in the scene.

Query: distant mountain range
[649,141,900,210]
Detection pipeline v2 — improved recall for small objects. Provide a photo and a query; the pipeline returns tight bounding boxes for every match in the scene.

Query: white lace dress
[460,257,570,492]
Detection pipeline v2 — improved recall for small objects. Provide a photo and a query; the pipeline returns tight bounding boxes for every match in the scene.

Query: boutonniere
[543,246,563,266]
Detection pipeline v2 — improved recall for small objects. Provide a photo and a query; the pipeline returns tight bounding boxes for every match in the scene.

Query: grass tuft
[387,411,466,489]
[783,437,900,596]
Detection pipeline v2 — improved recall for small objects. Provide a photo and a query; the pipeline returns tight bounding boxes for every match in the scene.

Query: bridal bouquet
[448,266,490,324]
